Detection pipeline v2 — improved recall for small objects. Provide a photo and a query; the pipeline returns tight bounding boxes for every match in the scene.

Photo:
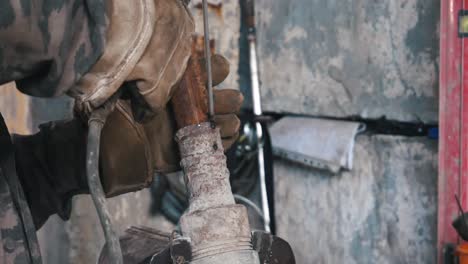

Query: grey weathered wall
[256,0,439,123]
[253,0,440,263]
[274,135,437,264]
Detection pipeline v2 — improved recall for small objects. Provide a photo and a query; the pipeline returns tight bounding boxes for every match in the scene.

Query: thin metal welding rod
[202,0,215,119]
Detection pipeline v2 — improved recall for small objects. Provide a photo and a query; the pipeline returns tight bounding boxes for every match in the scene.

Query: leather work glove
[69,0,194,116]
[99,54,243,197]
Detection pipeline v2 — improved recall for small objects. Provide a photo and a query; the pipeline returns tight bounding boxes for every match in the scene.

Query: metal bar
[86,93,124,264]
[249,41,262,116]
[246,5,271,232]
[255,122,271,233]
[87,120,123,264]
[202,0,215,119]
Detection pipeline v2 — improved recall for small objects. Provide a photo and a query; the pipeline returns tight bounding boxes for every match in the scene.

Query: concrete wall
[252,0,440,263]
[256,0,439,123]
[275,135,437,264]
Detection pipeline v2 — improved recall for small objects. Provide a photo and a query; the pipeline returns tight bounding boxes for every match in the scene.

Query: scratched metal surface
[274,135,438,264]
[256,0,439,122]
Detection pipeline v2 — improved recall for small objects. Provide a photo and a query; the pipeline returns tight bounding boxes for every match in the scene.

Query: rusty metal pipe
[175,123,260,263]
[170,41,259,262]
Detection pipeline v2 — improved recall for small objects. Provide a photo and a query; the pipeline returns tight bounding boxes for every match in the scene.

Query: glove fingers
[214,89,244,114]
[100,101,154,197]
[200,54,230,86]
[222,132,240,150]
[122,81,156,123]
[142,107,180,173]
[214,114,241,139]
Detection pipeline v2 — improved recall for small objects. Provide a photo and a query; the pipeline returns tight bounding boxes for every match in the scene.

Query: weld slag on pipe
[176,122,261,264]
[175,122,235,211]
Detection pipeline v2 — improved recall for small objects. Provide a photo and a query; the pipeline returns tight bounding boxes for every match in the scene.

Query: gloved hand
[69,0,194,116]
[99,54,243,197]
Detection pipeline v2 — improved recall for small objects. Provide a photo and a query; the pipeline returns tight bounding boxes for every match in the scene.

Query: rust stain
[193,35,216,56]
[0,82,31,134]
[194,2,223,19]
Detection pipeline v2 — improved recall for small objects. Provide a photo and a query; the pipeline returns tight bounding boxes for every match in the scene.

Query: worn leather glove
[69,0,194,115]
[99,54,243,197]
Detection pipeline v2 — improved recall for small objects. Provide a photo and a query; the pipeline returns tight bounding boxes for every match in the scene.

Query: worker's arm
[0,0,193,119]
[10,54,243,229]
[0,0,108,97]
[13,119,88,229]
[1,0,243,228]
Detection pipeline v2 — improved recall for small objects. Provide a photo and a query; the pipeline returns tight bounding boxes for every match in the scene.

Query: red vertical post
[439,0,463,262]
[462,0,468,210]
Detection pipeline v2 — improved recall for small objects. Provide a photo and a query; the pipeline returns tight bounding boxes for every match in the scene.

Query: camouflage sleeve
[12,119,88,229]
[0,0,108,97]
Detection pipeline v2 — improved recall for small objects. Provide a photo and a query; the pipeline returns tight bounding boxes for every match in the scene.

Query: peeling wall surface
[274,135,438,264]
[256,0,439,122]
[253,2,440,262]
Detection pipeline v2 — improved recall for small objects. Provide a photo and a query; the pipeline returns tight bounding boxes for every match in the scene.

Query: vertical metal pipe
[249,41,262,116]
[255,122,271,233]
[248,21,271,234]
[240,0,272,233]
